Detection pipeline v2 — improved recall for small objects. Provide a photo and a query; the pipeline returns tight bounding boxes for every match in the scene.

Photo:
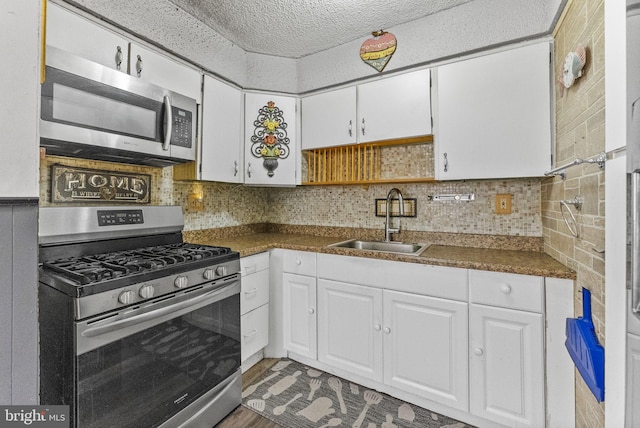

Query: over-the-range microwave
[40,46,197,167]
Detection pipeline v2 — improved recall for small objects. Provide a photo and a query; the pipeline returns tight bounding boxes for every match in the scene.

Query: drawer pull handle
[374,324,381,331]
[309,308,315,315]
[295,258,302,265]
[244,265,257,274]
[383,327,391,334]
[244,329,257,339]
[500,284,512,294]
[474,347,484,356]
[244,288,258,296]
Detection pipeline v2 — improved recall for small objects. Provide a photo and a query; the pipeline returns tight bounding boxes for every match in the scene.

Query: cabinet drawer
[282,250,316,276]
[470,270,543,313]
[241,252,270,276]
[241,304,269,362]
[241,269,269,315]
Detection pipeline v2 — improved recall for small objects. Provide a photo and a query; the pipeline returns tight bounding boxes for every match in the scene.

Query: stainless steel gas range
[38,206,241,428]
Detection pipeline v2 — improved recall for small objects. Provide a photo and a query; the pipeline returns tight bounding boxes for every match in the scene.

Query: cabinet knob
[383,327,391,334]
[135,55,143,77]
[473,347,484,356]
[500,284,512,294]
[115,46,123,70]
[374,324,381,331]
[308,307,315,315]
[295,258,302,265]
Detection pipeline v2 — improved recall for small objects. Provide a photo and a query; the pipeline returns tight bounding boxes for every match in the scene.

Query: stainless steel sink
[328,239,430,256]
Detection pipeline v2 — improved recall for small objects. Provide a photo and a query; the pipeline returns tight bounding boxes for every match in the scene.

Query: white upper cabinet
[47,4,202,103]
[301,69,432,149]
[128,44,202,103]
[47,3,129,72]
[358,68,432,143]
[200,76,244,183]
[301,87,357,149]
[244,93,298,186]
[434,41,552,180]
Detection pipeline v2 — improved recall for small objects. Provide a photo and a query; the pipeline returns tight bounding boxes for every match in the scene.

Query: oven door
[75,276,240,428]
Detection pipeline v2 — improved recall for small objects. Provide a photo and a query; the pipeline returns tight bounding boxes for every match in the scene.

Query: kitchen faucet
[384,188,405,242]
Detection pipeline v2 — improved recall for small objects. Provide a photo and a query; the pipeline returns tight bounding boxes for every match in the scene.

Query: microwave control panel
[171,107,193,147]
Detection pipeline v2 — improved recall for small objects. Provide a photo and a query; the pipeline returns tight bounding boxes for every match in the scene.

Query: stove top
[42,243,233,286]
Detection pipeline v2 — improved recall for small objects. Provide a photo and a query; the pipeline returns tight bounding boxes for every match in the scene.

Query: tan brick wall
[545,0,606,425]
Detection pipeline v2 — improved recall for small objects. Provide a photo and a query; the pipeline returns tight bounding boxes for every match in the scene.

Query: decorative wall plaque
[51,165,151,204]
[250,100,290,177]
[375,198,417,217]
[360,30,397,72]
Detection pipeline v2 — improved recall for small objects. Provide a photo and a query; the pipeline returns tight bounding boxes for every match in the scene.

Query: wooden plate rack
[302,136,435,185]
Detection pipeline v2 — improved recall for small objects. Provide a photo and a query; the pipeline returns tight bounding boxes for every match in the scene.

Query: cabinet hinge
[199,164,202,173]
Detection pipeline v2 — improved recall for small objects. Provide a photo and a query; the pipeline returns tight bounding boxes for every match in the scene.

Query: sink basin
[329,239,430,256]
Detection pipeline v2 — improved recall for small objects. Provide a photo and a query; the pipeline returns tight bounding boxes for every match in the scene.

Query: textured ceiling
[167,0,473,59]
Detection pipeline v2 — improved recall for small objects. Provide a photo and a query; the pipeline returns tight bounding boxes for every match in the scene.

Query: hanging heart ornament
[360,30,397,72]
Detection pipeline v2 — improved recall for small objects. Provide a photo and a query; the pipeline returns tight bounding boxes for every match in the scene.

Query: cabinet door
[47,3,129,72]
[301,87,357,149]
[627,332,640,427]
[201,76,243,182]
[469,304,544,427]
[244,93,298,185]
[283,273,317,359]
[129,44,202,103]
[435,42,551,180]
[357,68,431,143]
[317,279,383,382]
[383,290,469,411]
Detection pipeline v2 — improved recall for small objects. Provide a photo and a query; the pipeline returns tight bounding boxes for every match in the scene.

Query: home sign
[51,165,151,204]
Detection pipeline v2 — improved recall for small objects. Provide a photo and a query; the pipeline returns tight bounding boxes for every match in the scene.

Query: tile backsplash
[40,155,543,237]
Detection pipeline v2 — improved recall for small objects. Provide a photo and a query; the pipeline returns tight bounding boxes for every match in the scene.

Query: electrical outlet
[188,193,204,212]
[496,194,512,214]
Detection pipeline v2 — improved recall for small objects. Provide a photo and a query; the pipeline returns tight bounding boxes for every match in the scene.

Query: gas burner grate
[42,243,232,285]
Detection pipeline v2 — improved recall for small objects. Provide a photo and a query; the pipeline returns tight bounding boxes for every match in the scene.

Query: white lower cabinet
[383,290,468,411]
[469,304,544,427]
[317,279,383,382]
[316,279,468,411]
[282,250,317,359]
[240,253,270,364]
[279,252,570,427]
[469,270,545,428]
[283,273,317,359]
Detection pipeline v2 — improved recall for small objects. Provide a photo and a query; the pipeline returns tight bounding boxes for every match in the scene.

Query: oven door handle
[77,280,239,354]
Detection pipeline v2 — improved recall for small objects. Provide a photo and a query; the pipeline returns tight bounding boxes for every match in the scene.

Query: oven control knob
[215,266,227,277]
[118,290,136,305]
[139,285,155,299]
[174,276,189,289]
[203,268,215,280]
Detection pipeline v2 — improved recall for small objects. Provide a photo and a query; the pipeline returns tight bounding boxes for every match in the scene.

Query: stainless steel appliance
[40,46,197,166]
[38,206,241,428]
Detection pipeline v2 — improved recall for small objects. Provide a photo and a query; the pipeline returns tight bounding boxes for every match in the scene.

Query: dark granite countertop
[186,231,575,280]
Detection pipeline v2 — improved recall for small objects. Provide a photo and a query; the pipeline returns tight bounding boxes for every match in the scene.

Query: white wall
[1,1,41,198]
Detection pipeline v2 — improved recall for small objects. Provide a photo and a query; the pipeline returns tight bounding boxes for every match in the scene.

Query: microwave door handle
[162,95,172,151]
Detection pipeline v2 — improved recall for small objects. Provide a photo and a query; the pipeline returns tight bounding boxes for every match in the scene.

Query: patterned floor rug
[242,359,474,428]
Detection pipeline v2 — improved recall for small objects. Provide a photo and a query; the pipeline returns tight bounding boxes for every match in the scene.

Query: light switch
[496,194,512,214]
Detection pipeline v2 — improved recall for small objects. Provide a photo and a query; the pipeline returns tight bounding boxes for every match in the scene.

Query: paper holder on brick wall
[559,196,582,238]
